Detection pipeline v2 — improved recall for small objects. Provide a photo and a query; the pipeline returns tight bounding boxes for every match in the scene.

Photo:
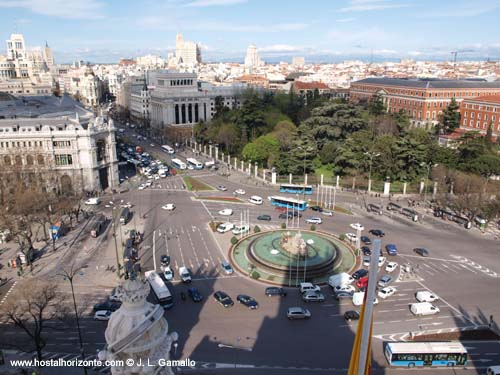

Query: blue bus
[269,196,308,211]
[279,184,313,195]
[385,342,467,368]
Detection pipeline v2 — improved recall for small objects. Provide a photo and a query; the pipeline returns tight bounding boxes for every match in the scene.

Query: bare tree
[2,281,68,360]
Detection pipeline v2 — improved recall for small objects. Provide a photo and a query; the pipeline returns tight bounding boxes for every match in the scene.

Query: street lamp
[297,146,308,200]
[364,151,380,193]
[111,207,122,280]
[420,162,438,205]
[57,265,88,375]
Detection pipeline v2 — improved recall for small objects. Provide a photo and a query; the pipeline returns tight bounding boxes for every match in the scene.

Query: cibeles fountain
[98,277,179,375]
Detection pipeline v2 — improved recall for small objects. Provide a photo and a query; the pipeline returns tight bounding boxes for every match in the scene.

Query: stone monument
[280,231,308,257]
[98,278,178,374]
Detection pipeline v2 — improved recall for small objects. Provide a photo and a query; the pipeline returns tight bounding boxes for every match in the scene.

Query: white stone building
[173,33,201,67]
[244,44,263,73]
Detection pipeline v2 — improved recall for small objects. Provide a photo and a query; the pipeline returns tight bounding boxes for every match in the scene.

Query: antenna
[451,51,458,78]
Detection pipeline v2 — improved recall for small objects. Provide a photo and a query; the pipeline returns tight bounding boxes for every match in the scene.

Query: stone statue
[280,231,308,257]
[98,279,178,374]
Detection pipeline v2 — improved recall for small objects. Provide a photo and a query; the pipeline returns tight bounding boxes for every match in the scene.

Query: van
[120,207,130,225]
[85,197,101,205]
[410,302,440,316]
[248,196,263,205]
[328,272,354,288]
[486,365,500,375]
[300,282,321,293]
[352,291,379,306]
[90,214,106,238]
[415,291,439,303]
[217,222,235,233]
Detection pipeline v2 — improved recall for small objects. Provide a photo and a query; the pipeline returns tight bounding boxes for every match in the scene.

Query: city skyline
[0,0,500,63]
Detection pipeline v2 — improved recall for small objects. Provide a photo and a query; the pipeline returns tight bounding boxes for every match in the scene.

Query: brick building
[350,78,500,128]
[460,95,500,135]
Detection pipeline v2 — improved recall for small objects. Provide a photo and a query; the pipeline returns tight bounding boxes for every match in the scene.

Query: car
[350,223,365,231]
[93,301,121,312]
[378,286,397,299]
[351,269,369,280]
[334,285,355,294]
[163,266,174,280]
[335,291,354,301]
[265,287,287,297]
[306,217,322,224]
[94,310,113,321]
[363,256,371,267]
[221,261,234,275]
[187,165,194,170]
[369,229,385,237]
[344,310,360,321]
[179,266,192,283]
[310,205,323,212]
[257,214,272,221]
[378,256,387,268]
[232,224,250,235]
[217,185,228,191]
[345,233,357,241]
[300,282,321,293]
[162,204,175,211]
[414,247,430,257]
[302,290,326,302]
[322,210,333,216]
[385,244,398,256]
[138,184,146,190]
[160,255,170,266]
[234,189,246,195]
[218,208,233,216]
[360,236,371,245]
[85,198,101,205]
[378,275,393,288]
[217,222,235,233]
[279,212,291,219]
[287,307,311,320]
[213,291,234,308]
[356,277,369,289]
[150,143,155,147]
[188,287,203,302]
[361,246,371,256]
[385,261,398,273]
[237,294,259,309]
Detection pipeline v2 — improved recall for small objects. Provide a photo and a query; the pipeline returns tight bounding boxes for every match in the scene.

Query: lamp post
[58,265,88,375]
[420,162,437,206]
[364,151,380,193]
[112,207,121,279]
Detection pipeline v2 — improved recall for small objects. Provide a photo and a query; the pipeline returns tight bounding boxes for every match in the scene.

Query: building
[244,45,262,72]
[292,81,331,96]
[0,93,118,193]
[350,78,500,128]
[69,65,104,108]
[174,33,201,66]
[3,34,54,78]
[292,57,305,68]
[460,95,500,136]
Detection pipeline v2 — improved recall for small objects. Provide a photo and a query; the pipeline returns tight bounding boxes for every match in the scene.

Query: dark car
[361,246,371,256]
[335,291,354,301]
[257,215,272,221]
[360,236,372,245]
[344,310,360,321]
[414,247,429,257]
[188,287,203,302]
[385,244,398,256]
[369,229,385,237]
[279,212,292,219]
[93,301,122,312]
[237,294,259,309]
[160,255,170,266]
[352,269,369,280]
[310,206,323,212]
[265,287,287,297]
[213,291,234,308]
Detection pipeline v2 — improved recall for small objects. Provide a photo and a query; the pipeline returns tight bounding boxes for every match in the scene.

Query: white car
[378,256,387,267]
[85,198,101,205]
[145,180,153,187]
[322,210,333,216]
[306,217,322,224]
[415,291,439,303]
[138,184,146,190]
[217,222,235,233]
[234,189,246,195]
[345,233,357,241]
[217,185,228,191]
[179,266,192,283]
[94,310,112,321]
[378,286,396,300]
[163,266,174,281]
[109,288,121,302]
[334,284,355,294]
[350,223,365,231]
[385,261,398,273]
[232,224,250,235]
[162,204,175,211]
[363,256,371,267]
[154,174,160,180]
[218,208,233,216]
[187,165,194,170]
[150,143,155,147]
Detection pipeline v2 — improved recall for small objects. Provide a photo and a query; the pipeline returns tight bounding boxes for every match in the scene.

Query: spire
[45,40,49,48]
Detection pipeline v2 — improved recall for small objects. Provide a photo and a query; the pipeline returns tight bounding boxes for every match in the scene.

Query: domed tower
[98,278,178,375]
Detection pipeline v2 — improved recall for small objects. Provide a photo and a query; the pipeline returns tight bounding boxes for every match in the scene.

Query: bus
[269,196,308,211]
[161,145,175,154]
[401,207,419,222]
[186,158,204,170]
[367,203,383,215]
[434,207,472,229]
[171,158,186,170]
[145,270,174,309]
[384,342,468,368]
[386,202,402,212]
[279,184,313,195]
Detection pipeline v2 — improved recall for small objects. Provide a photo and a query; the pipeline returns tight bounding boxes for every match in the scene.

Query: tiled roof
[294,81,329,90]
[353,78,500,89]
[464,95,500,104]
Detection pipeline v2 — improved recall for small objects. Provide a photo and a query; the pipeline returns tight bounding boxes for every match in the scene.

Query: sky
[1,0,500,63]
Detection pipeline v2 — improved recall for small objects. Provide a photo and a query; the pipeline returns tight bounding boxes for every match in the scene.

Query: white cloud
[407,50,422,56]
[0,0,104,19]
[340,0,411,12]
[373,49,397,54]
[336,17,356,22]
[184,0,246,6]
[258,44,301,53]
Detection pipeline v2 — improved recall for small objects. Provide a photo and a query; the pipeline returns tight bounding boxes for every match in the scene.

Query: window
[15,155,22,166]
[54,154,73,166]
[463,119,467,126]
[26,155,34,165]
[471,112,475,118]
[464,111,468,117]
[3,155,11,165]
[37,155,45,165]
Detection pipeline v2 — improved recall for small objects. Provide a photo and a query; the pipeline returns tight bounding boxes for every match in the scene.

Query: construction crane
[451,51,458,78]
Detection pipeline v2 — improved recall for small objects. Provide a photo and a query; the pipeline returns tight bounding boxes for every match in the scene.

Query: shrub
[251,271,260,279]
[230,236,239,245]
[254,225,261,233]
[339,233,346,241]
[310,224,316,231]
[281,222,286,229]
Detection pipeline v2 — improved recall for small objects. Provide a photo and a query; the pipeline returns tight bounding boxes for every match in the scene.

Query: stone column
[336,175,340,189]
[271,171,277,185]
[419,180,425,194]
[433,181,438,198]
[263,169,266,182]
[305,174,308,185]
[234,157,237,169]
[191,103,195,123]
[241,160,244,171]
[209,145,213,158]
[254,163,258,178]
[248,162,252,174]
[227,154,230,164]
[383,181,391,196]
[403,182,407,196]
[367,179,372,193]
[184,103,189,124]
[289,173,292,184]
[194,141,197,152]
[320,174,324,186]
[215,147,219,161]
[203,145,207,155]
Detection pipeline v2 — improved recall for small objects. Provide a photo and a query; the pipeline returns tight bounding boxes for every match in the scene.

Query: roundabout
[230,229,356,285]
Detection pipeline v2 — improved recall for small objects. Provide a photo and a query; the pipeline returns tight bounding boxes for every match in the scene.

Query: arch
[15,155,22,166]
[96,139,106,161]
[37,154,45,165]
[26,155,34,165]
[60,175,73,195]
[3,155,11,166]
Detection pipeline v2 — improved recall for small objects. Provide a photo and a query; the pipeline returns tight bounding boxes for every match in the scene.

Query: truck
[328,272,355,289]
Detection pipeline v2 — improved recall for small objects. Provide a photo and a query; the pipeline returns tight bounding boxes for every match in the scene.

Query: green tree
[439,97,460,134]
[213,96,230,119]
[485,122,494,150]
[215,122,240,154]
[241,135,280,166]
[368,94,386,116]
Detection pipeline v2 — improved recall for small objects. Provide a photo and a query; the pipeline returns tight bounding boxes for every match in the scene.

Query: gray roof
[353,77,500,89]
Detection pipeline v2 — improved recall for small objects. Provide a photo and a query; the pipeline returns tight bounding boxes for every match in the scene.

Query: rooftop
[353,77,500,89]
[464,95,500,104]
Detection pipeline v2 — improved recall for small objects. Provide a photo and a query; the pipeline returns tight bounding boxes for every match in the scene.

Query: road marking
[400,254,462,263]
[388,320,402,323]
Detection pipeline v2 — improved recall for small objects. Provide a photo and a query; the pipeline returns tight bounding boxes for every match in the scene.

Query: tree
[213,96,229,119]
[485,122,494,150]
[3,281,68,360]
[368,94,386,116]
[215,122,241,154]
[439,97,460,134]
[241,135,280,166]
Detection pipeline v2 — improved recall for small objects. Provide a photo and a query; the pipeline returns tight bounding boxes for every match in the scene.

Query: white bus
[385,342,468,368]
[186,158,204,170]
[161,145,175,154]
[171,158,186,170]
[145,270,174,309]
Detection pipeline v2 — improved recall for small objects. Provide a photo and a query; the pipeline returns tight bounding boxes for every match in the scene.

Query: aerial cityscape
[0,1,500,374]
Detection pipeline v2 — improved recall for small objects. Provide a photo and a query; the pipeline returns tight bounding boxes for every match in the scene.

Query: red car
[356,277,369,289]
